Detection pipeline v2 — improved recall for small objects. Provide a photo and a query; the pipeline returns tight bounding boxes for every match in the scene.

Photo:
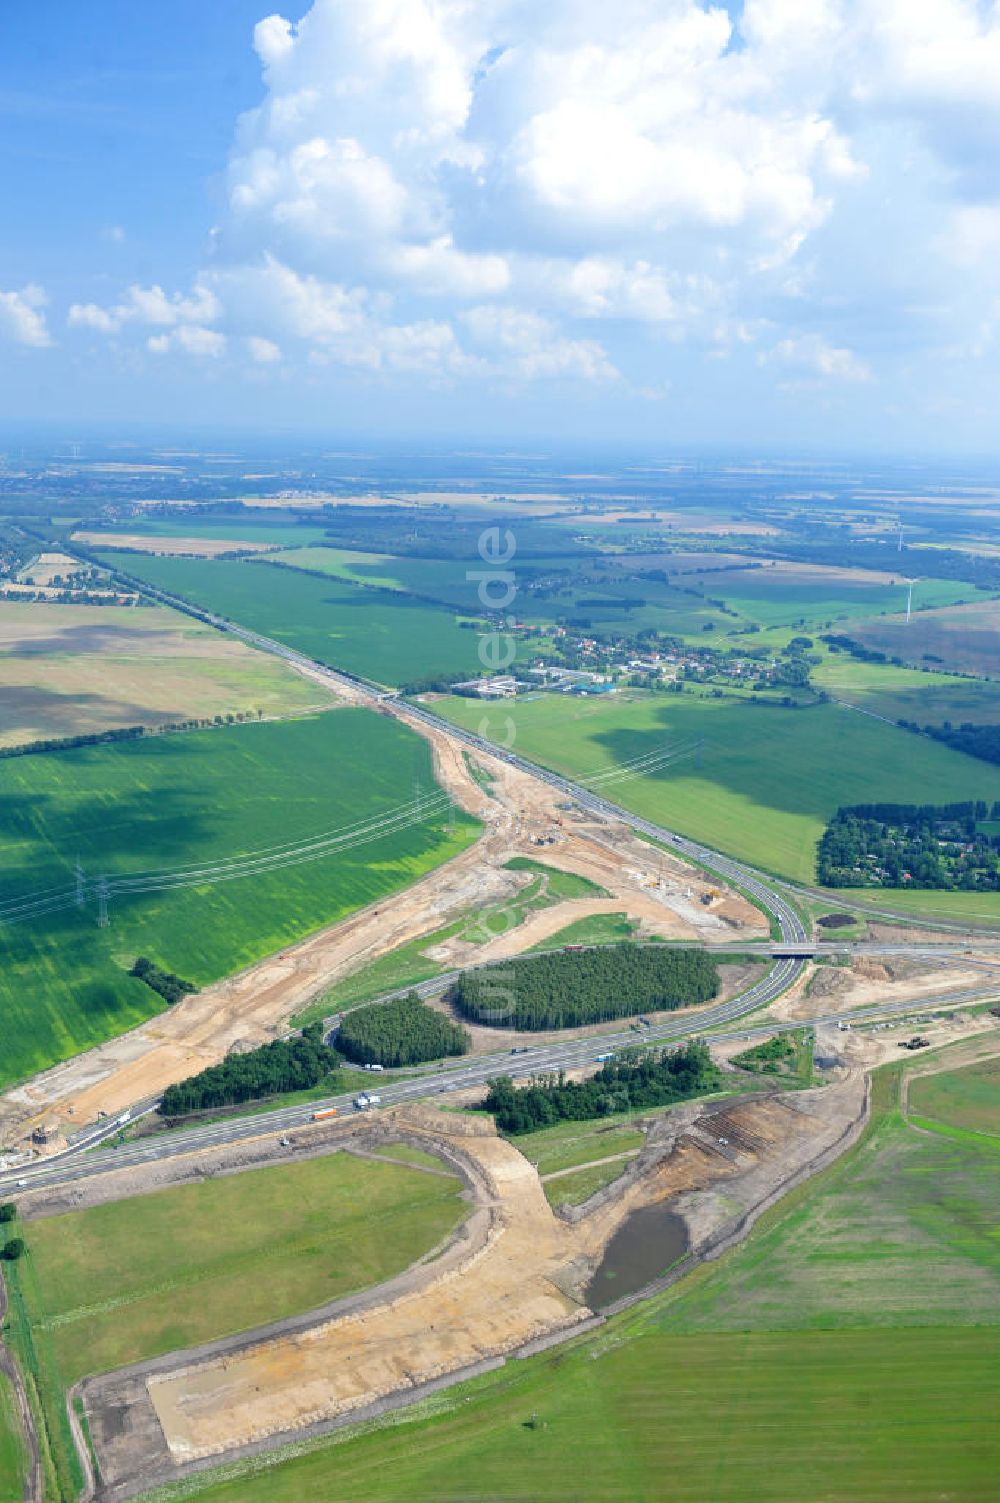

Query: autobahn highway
[12,557,990,1201]
[4,968,998,1197]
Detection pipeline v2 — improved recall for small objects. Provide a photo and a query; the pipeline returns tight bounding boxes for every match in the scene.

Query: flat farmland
[270,546,737,635]
[812,656,1000,725]
[673,562,980,628]
[144,1329,999,1503]
[16,1151,465,1385]
[657,1063,1000,1333]
[851,596,1000,678]
[909,1056,1000,1136]
[78,515,330,547]
[0,712,477,1088]
[95,553,483,687]
[436,690,1000,882]
[0,601,333,747]
[832,885,1000,923]
[72,532,279,557]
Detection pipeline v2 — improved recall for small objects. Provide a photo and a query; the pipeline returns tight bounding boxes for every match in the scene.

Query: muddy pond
[584,1202,690,1309]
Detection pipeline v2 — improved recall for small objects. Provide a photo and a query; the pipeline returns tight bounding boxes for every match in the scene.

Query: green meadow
[0,1375,26,1503]
[0,711,476,1088]
[134,1053,1000,1503]
[656,1062,1000,1333]
[4,1153,464,1502]
[93,552,483,687]
[909,1054,1000,1137]
[436,689,1000,883]
[83,516,330,547]
[14,1152,464,1386]
[812,655,1000,725]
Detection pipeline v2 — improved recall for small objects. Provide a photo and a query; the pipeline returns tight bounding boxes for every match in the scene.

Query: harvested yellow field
[0,601,337,747]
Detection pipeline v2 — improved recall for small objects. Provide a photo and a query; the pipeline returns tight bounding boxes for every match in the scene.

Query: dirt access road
[0,711,762,1153]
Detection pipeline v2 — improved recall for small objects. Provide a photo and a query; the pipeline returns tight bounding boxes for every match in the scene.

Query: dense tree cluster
[484,1042,718,1133]
[818,802,1000,890]
[336,992,470,1067]
[921,722,1000,769]
[452,945,719,1031]
[159,1024,339,1115]
[130,956,196,1005]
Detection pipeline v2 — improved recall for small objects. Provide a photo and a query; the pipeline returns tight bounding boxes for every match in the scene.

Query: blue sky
[3,0,1000,451]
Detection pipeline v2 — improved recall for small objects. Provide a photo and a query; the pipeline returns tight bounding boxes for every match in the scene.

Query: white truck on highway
[353,1093,382,1110]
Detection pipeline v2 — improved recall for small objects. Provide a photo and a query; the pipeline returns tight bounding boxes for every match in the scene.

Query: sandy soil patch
[770,956,993,1022]
[72,532,277,557]
[16,550,86,586]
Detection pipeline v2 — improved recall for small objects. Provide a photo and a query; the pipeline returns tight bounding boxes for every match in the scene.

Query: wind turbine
[903,577,922,624]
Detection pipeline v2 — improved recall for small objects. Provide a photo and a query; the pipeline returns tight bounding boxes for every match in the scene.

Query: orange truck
[311,1107,338,1121]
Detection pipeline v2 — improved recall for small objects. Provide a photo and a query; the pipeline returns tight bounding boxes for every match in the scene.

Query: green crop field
[93,552,483,687]
[832,886,1000,923]
[14,1152,464,1385]
[909,1055,1000,1137]
[140,1054,1000,1503]
[138,1328,999,1503]
[657,1062,1000,1332]
[677,565,979,628]
[436,689,1000,882]
[0,711,477,1088]
[0,1373,27,1503]
[812,656,1000,725]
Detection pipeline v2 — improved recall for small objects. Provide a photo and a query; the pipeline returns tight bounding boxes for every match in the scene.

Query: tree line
[130,956,196,1005]
[484,1042,718,1133]
[336,992,470,1067]
[159,1024,339,1115]
[921,722,1000,769]
[0,709,266,763]
[451,945,719,1031]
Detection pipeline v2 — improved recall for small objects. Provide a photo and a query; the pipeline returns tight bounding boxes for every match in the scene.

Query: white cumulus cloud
[762,332,872,383]
[0,285,51,347]
[54,0,1000,403]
